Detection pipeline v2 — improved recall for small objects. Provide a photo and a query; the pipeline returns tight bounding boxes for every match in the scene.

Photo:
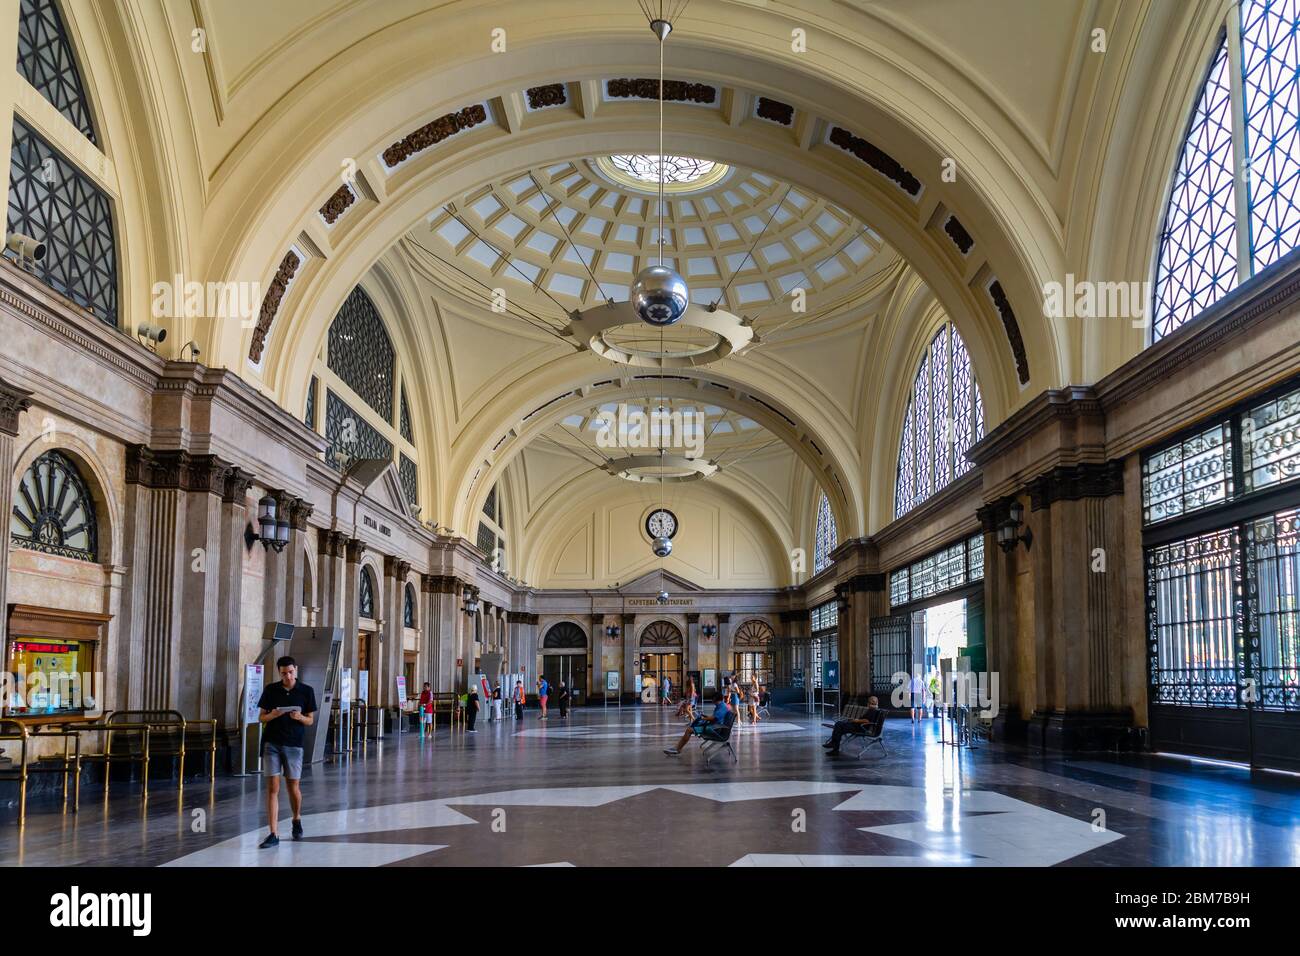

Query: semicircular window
[359,568,376,619]
[733,619,774,647]
[543,622,586,649]
[640,620,683,647]
[11,450,98,561]
[894,322,984,518]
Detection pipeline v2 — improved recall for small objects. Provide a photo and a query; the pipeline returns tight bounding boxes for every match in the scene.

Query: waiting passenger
[537,675,549,720]
[514,680,525,719]
[466,686,480,733]
[675,678,696,719]
[558,681,569,719]
[663,694,731,756]
[492,682,503,722]
[823,695,882,755]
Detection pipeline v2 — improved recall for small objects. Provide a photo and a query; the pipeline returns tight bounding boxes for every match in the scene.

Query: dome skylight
[598,155,729,193]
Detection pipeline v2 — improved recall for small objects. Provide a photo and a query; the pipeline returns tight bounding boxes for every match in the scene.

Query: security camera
[136,323,167,344]
[180,340,201,361]
[652,535,672,558]
[6,232,45,264]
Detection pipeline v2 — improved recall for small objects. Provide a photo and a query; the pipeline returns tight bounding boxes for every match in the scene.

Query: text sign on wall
[627,598,695,607]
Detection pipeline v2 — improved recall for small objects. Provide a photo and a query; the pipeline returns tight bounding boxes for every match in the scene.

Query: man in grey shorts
[256,655,317,848]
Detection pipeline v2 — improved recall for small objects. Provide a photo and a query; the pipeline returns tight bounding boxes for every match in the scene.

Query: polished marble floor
[3,705,1298,866]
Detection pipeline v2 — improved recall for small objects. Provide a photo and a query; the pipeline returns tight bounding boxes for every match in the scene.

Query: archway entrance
[732,619,775,688]
[541,622,588,705]
[639,621,684,704]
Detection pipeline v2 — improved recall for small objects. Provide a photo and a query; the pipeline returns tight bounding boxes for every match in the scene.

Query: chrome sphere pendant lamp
[630,15,689,327]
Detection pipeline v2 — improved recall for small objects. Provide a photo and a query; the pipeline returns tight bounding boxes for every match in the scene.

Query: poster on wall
[341,668,352,712]
[243,664,264,726]
[358,670,370,702]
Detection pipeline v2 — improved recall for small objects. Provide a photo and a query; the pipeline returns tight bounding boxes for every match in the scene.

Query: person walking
[558,680,569,719]
[492,682,503,722]
[514,680,525,720]
[256,656,317,848]
[537,675,549,719]
[909,672,925,723]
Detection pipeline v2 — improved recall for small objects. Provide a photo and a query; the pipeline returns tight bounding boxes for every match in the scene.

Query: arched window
[328,287,395,421]
[1153,3,1300,340]
[543,622,586,649]
[359,568,376,619]
[813,493,837,573]
[403,584,416,628]
[894,323,984,518]
[11,450,98,561]
[17,0,98,143]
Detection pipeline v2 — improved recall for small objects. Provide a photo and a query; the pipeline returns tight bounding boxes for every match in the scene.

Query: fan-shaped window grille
[543,622,587,649]
[359,568,376,619]
[1152,5,1300,340]
[640,621,683,646]
[327,287,395,422]
[894,323,984,518]
[733,620,774,647]
[17,0,97,143]
[813,493,837,573]
[11,450,97,561]
[403,584,416,628]
[7,118,117,326]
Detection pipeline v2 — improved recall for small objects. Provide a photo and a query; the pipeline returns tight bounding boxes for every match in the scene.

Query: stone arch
[12,434,120,568]
[542,621,587,650]
[357,559,382,623]
[638,620,684,648]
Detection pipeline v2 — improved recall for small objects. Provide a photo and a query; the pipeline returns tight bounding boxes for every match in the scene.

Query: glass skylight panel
[690,286,721,304]
[762,242,792,265]
[816,210,845,235]
[437,218,471,247]
[525,231,559,255]
[816,258,847,282]
[777,271,808,293]
[508,259,540,283]
[735,282,770,304]
[682,227,707,246]
[787,190,811,209]
[603,251,634,273]
[843,235,872,264]
[467,240,500,269]
[714,223,741,243]
[701,197,722,214]
[742,215,767,235]
[687,256,718,276]
[792,228,820,252]
[579,217,606,238]
[547,273,585,298]
[494,212,528,240]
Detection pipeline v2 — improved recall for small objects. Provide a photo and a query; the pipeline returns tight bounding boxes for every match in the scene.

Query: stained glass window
[399,386,414,444]
[324,390,393,470]
[359,567,375,619]
[17,0,97,143]
[398,453,418,508]
[328,287,395,422]
[6,118,117,326]
[894,323,984,518]
[10,450,97,561]
[813,493,837,573]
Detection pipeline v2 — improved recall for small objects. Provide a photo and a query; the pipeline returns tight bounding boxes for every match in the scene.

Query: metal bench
[840,710,887,759]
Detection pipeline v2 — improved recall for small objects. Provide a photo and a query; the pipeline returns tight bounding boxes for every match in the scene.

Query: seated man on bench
[823,695,881,755]
[663,694,731,756]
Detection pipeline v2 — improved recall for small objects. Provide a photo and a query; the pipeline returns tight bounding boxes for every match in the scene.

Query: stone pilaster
[686,612,700,674]
[0,377,32,651]
[316,530,348,627]
[716,613,732,680]
[214,468,253,728]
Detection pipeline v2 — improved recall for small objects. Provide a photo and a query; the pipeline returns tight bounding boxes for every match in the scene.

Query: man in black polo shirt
[256,656,317,848]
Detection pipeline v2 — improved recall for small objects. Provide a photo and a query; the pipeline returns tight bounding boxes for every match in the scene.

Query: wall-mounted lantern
[997,500,1033,553]
[246,495,289,552]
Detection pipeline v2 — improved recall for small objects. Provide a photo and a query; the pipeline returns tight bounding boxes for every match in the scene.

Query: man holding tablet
[256,655,317,848]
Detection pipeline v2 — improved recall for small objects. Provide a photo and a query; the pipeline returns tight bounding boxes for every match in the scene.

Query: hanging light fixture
[629,15,689,327]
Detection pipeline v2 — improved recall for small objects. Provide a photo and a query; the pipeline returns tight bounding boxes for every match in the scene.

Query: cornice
[966,387,1102,468]
[1026,460,1124,511]
[124,444,234,495]
[870,468,983,548]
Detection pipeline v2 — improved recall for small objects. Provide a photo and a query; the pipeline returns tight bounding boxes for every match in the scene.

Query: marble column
[342,538,367,689]
[686,613,700,675]
[213,468,253,728]
[422,574,459,693]
[316,531,347,628]
[0,378,32,651]
[716,613,732,680]
[281,498,312,624]
[382,556,410,709]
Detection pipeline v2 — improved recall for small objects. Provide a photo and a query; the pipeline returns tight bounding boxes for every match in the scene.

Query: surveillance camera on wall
[136,323,167,345]
[180,339,201,361]
[6,232,46,266]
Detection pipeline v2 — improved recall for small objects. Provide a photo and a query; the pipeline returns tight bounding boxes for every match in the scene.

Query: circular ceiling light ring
[568,300,754,368]
[602,454,719,483]
[598,323,722,360]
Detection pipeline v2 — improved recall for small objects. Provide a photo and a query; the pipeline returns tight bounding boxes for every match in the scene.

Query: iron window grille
[6,118,117,326]
[17,0,98,143]
[324,390,393,470]
[327,286,395,422]
[359,568,375,620]
[10,449,97,561]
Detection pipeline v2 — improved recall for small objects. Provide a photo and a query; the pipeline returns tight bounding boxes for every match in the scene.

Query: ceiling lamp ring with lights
[600,453,719,483]
[568,300,755,368]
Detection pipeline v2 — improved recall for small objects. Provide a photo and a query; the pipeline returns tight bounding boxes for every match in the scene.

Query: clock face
[646,508,678,539]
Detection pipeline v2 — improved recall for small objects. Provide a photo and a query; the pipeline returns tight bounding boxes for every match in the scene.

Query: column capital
[345,537,368,563]
[223,467,255,504]
[0,378,33,437]
[715,613,731,623]
[126,445,234,495]
[421,573,460,593]
[289,497,314,530]
[319,529,347,557]
[1027,460,1125,511]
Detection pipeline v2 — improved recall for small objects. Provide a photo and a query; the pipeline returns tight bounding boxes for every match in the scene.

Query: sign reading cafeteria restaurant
[627,598,695,606]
